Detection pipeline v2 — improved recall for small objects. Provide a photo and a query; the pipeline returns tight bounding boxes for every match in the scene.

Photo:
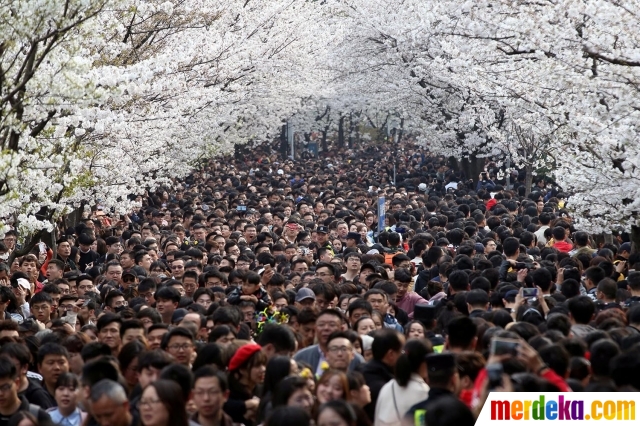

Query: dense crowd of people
[0,140,637,426]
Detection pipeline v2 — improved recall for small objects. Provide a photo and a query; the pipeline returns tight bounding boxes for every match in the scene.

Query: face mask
[114,305,126,313]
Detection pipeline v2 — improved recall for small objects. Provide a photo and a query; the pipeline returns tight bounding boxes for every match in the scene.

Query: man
[120,319,146,345]
[364,289,402,332]
[465,289,490,318]
[325,331,354,372]
[567,296,596,337]
[120,270,138,292]
[29,292,54,324]
[77,275,95,298]
[45,260,65,284]
[192,366,233,426]
[97,313,123,356]
[90,379,136,426]
[314,262,337,285]
[147,324,170,351]
[358,328,404,420]
[170,258,186,280]
[77,233,100,272]
[316,226,334,255]
[37,343,70,402]
[445,317,477,352]
[135,251,152,272]
[154,286,181,324]
[345,232,361,249]
[161,327,195,367]
[104,290,127,314]
[20,254,42,294]
[0,343,55,408]
[255,324,297,360]
[534,212,551,245]
[551,226,573,253]
[0,355,52,426]
[182,271,199,299]
[413,304,445,351]
[294,288,316,311]
[55,239,77,272]
[394,268,427,317]
[104,261,123,286]
[342,253,361,282]
[404,353,471,426]
[596,278,621,310]
[293,309,363,376]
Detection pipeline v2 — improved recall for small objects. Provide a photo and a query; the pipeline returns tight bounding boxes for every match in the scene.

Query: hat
[228,344,262,371]
[360,262,377,272]
[346,232,361,243]
[171,308,188,324]
[317,226,329,234]
[122,269,136,279]
[418,183,428,192]
[366,249,380,255]
[474,243,485,253]
[295,288,316,302]
[620,242,632,253]
[16,278,30,291]
[504,290,519,302]
[413,304,437,324]
[425,353,456,372]
[78,234,95,246]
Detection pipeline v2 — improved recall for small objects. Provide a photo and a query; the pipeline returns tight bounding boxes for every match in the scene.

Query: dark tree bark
[338,116,345,147]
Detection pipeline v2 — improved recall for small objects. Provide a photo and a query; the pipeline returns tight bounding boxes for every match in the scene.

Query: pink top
[396,292,428,318]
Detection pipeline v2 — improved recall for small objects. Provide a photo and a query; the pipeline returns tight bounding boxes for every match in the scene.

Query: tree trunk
[338,116,345,147]
[348,113,354,149]
[631,225,640,254]
[524,164,533,198]
[321,126,329,152]
[280,124,288,159]
[450,155,484,184]
[397,118,405,144]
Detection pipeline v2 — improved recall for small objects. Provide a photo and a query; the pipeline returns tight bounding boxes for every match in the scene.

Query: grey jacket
[293,344,364,372]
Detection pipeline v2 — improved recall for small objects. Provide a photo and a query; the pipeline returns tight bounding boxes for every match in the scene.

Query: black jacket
[357,359,395,421]
[0,396,53,426]
[405,388,472,426]
[20,378,55,409]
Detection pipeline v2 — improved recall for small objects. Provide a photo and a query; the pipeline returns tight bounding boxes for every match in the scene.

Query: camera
[515,262,533,270]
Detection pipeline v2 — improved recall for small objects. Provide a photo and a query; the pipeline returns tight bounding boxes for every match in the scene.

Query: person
[160,327,195,367]
[293,310,364,376]
[139,380,188,426]
[264,406,311,426]
[375,340,430,426]
[271,376,314,415]
[257,356,294,423]
[47,373,86,426]
[89,379,136,426]
[223,344,266,426]
[404,353,473,426]
[96,314,122,356]
[0,343,55,409]
[325,332,355,372]
[317,400,358,426]
[118,341,146,394]
[37,343,70,403]
[357,329,404,420]
[316,370,349,405]
[0,355,53,426]
[192,366,233,426]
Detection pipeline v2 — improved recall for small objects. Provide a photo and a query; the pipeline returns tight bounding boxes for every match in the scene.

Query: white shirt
[375,374,429,426]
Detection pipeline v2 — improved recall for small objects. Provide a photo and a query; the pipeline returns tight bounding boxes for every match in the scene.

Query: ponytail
[395,339,431,387]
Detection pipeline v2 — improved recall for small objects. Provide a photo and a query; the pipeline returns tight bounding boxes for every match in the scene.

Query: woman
[353,317,376,336]
[317,400,357,426]
[346,371,370,409]
[332,239,343,253]
[224,343,267,426]
[369,311,384,329]
[374,340,431,426]
[47,373,86,426]
[316,370,349,404]
[258,356,296,423]
[209,325,236,347]
[265,406,311,426]
[272,376,315,415]
[139,380,188,426]
[118,340,146,394]
[404,321,427,340]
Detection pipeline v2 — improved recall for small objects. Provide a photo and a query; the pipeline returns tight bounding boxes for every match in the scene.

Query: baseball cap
[295,288,316,302]
[317,226,329,234]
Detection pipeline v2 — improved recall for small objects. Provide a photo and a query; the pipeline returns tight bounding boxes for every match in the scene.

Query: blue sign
[378,197,386,233]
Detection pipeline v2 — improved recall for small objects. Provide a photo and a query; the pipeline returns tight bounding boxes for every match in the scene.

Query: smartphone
[490,337,520,356]
[487,363,504,390]
[38,242,46,254]
[236,205,247,212]
[522,288,538,299]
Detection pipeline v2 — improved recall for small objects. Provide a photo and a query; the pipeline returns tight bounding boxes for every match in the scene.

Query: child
[227,271,271,312]
[47,373,86,426]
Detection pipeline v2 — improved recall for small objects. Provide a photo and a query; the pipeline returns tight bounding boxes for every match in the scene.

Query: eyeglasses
[193,389,222,398]
[328,346,352,353]
[167,344,193,351]
[137,399,162,409]
[59,304,77,311]
[31,305,49,312]
[0,383,13,393]
[171,265,184,270]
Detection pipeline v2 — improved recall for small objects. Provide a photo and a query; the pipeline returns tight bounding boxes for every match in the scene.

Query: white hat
[16,278,30,291]
[418,183,427,192]
[366,249,380,255]
[277,169,284,175]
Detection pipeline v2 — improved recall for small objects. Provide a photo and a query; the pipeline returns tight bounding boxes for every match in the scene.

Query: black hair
[160,327,194,350]
[567,296,595,325]
[193,365,228,393]
[192,344,224,371]
[396,339,432,387]
[96,313,122,332]
[0,355,17,380]
[265,406,312,426]
[55,372,80,389]
[81,358,119,386]
[446,317,477,348]
[255,324,296,354]
[370,328,403,361]
[80,342,112,362]
[137,349,175,372]
[37,342,69,366]
[159,363,193,401]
